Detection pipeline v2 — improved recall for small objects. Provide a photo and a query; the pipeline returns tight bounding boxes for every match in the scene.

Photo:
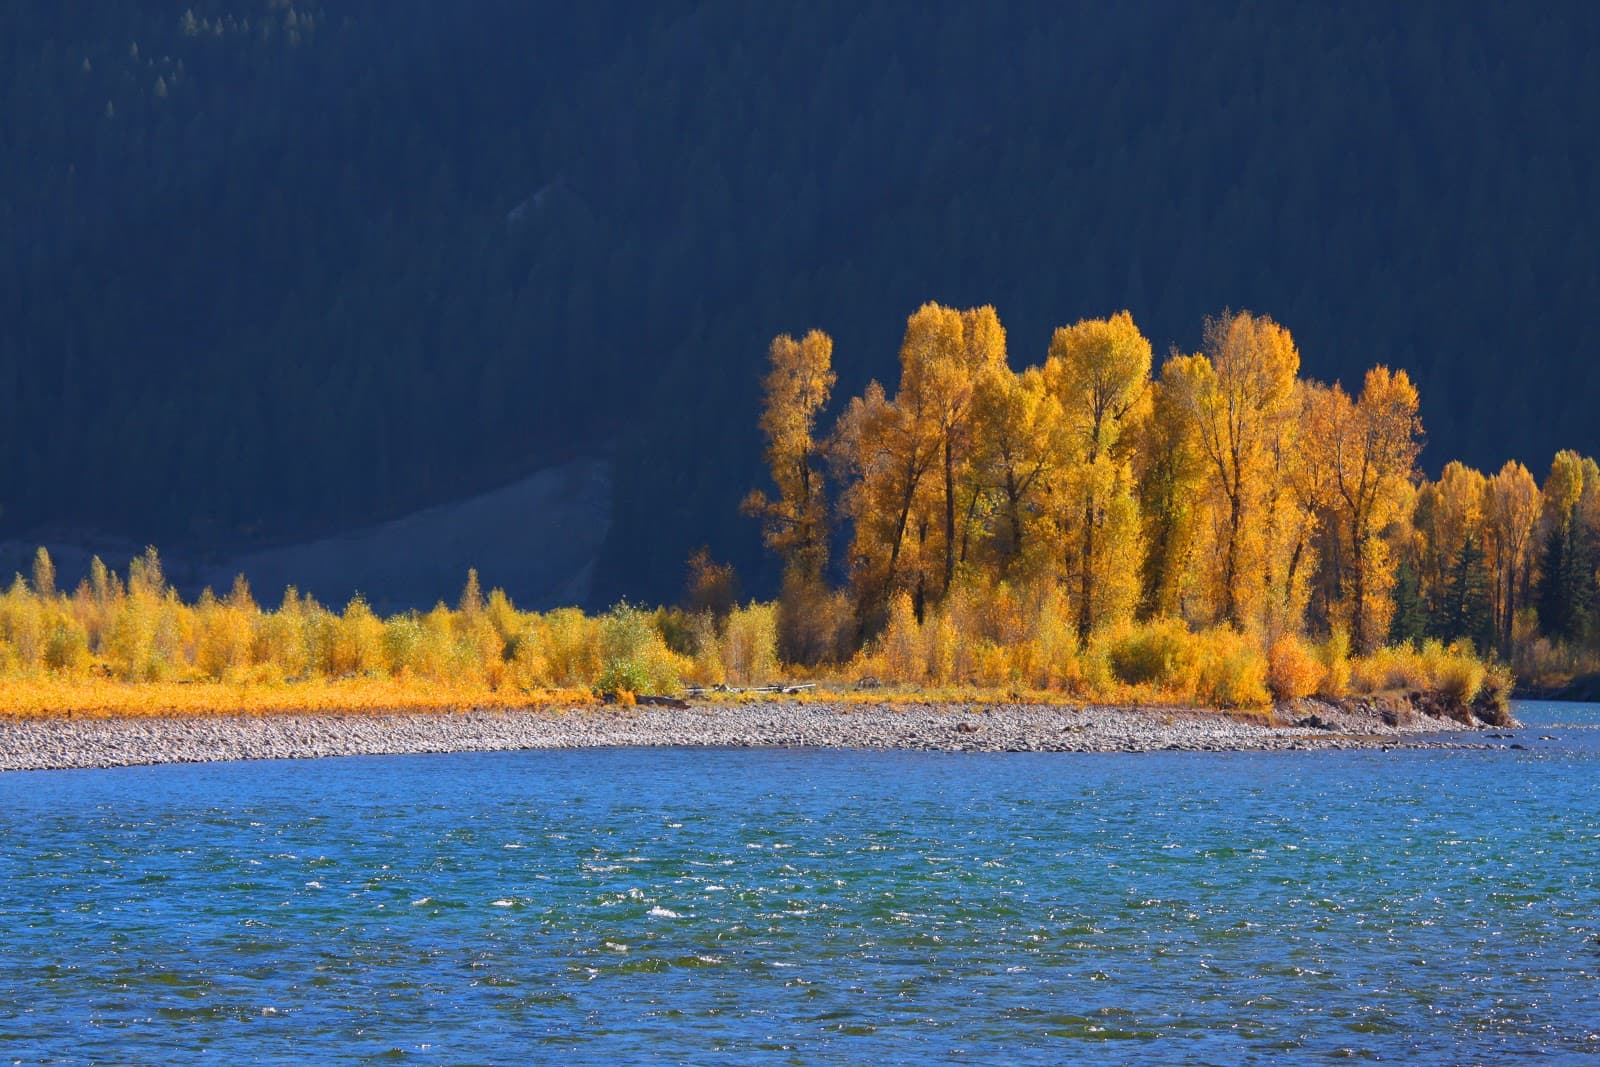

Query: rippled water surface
[3,702,1599,1065]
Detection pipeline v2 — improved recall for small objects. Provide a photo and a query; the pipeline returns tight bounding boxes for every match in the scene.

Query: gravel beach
[0,700,1500,772]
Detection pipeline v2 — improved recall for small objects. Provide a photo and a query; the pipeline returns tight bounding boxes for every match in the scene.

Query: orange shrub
[1267,634,1321,702]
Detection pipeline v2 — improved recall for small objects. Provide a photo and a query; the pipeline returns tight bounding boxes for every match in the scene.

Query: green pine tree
[1389,559,1427,646]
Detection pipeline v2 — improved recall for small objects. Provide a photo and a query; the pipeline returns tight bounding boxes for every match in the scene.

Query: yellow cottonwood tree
[1162,311,1301,628]
[1485,460,1541,651]
[744,330,836,583]
[969,364,1058,576]
[1042,311,1152,636]
[1134,362,1206,620]
[1415,461,1488,613]
[1265,380,1340,638]
[836,304,1003,627]
[1310,366,1422,652]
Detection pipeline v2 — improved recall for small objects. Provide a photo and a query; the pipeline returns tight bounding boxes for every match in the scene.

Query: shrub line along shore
[0,698,1512,773]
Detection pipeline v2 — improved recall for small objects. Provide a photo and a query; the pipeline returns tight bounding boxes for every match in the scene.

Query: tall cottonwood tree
[835,304,1004,628]
[1134,361,1205,620]
[969,364,1058,576]
[744,330,837,583]
[1267,380,1342,638]
[1308,366,1422,652]
[744,330,838,661]
[1043,311,1152,636]
[1485,460,1541,652]
[1164,311,1301,629]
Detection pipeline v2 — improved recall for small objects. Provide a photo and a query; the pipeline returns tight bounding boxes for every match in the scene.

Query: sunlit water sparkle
[2,702,1598,1064]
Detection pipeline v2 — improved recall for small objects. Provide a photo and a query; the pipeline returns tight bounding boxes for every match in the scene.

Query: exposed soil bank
[0,699,1510,772]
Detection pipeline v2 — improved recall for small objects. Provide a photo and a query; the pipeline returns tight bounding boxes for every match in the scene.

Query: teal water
[2,703,1598,1065]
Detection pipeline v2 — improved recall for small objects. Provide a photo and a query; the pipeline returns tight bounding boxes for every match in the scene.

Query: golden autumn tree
[1266,379,1341,638]
[1308,366,1423,652]
[969,364,1059,576]
[1421,462,1488,593]
[914,304,1007,597]
[1485,460,1541,651]
[743,329,838,661]
[1413,460,1489,647]
[1162,311,1301,629]
[883,303,963,614]
[1042,311,1151,636]
[1134,360,1206,620]
[835,304,1004,629]
[947,306,1010,579]
[833,379,937,632]
[744,330,837,583]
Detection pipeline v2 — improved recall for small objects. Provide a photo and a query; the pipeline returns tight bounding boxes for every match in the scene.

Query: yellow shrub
[1031,588,1079,689]
[1420,640,1485,707]
[105,591,186,682]
[42,616,91,675]
[484,588,523,647]
[1351,643,1427,694]
[0,581,45,671]
[195,595,254,681]
[254,591,310,679]
[1106,617,1192,689]
[971,639,1012,686]
[507,623,553,689]
[598,603,684,694]
[926,610,958,685]
[879,594,923,684]
[332,597,387,676]
[723,601,779,686]
[543,608,602,687]
[1192,628,1269,708]
[1267,634,1321,702]
[684,611,726,687]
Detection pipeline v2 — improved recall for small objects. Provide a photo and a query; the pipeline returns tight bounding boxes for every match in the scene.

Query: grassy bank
[0,551,1508,723]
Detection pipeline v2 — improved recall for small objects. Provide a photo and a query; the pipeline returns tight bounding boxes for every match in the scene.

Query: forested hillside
[3,2,1596,606]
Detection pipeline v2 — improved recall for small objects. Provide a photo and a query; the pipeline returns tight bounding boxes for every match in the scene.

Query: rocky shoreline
[0,699,1510,772]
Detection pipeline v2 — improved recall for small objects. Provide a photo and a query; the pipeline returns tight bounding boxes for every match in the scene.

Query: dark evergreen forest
[2,1,1596,605]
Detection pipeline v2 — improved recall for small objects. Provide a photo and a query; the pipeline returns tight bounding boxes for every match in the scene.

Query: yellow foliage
[334,597,387,676]
[723,601,779,686]
[1191,628,1269,708]
[878,593,923,684]
[1105,617,1194,690]
[1029,586,1080,689]
[542,608,602,687]
[0,675,592,720]
[1318,627,1352,700]
[1267,634,1321,702]
[195,592,254,681]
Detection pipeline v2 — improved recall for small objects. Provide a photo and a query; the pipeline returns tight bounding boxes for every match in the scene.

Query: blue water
[2,704,1598,1065]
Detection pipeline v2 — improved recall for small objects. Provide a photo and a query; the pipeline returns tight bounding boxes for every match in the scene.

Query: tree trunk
[943,439,956,596]
[1223,490,1243,627]
[1078,493,1096,639]
[1005,472,1024,571]
[1351,514,1369,653]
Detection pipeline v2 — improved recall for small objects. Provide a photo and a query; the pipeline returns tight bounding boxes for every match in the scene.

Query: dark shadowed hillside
[2,1,1596,607]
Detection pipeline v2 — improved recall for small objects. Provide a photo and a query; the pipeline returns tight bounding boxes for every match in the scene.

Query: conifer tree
[1436,534,1495,651]
[1388,559,1428,645]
